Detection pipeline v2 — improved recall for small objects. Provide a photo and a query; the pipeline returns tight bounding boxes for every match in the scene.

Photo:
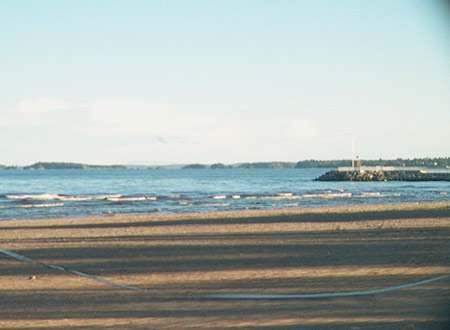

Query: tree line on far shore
[1,158,449,170]
[183,157,450,169]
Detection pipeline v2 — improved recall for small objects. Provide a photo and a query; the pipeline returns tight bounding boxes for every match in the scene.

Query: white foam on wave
[300,191,401,199]
[58,196,94,201]
[107,196,147,202]
[32,203,64,208]
[90,194,122,200]
[300,194,319,199]
[356,192,401,198]
[276,192,293,197]
[0,203,64,209]
[6,194,60,200]
[6,194,123,201]
[301,192,352,199]
[59,194,122,201]
[262,195,302,200]
[197,203,230,207]
[282,203,299,207]
[357,192,384,198]
[212,195,227,199]
[327,192,352,198]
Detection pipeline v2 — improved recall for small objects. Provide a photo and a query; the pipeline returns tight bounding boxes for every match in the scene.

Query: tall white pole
[352,130,355,170]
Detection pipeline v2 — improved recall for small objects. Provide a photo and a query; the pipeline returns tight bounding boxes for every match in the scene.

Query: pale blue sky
[1,0,449,165]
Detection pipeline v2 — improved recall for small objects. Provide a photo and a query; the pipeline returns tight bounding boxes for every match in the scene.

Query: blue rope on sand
[203,274,450,299]
[1,248,448,300]
[0,248,165,295]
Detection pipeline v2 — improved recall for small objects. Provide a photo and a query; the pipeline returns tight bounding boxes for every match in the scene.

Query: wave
[281,203,299,207]
[2,194,190,207]
[301,192,352,199]
[208,193,300,200]
[3,191,401,203]
[300,192,401,199]
[276,192,293,197]
[196,192,394,201]
[61,194,123,201]
[0,203,64,209]
[196,203,231,207]
[5,194,123,201]
[107,196,148,202]
[5,194,61,200]
[57,196,95,201]
[358,192,382,197]
[4,194,163,202]
[0,191,404,216]
[261,195,302,200]
[325,192,353,198]
[356,192,401,198]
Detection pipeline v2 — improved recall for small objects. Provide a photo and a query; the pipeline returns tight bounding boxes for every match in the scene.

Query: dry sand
[1,202,449,329]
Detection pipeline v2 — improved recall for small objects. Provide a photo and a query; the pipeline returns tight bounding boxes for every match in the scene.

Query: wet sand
[1,202,450,329]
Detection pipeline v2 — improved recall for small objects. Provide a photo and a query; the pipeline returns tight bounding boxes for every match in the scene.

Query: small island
[182,164,209,169]
[22,162,126,170]
[0,165,18,170]
[238,162,296,169]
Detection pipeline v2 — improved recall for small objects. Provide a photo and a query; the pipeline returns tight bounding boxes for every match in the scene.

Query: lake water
[0,169,449,220]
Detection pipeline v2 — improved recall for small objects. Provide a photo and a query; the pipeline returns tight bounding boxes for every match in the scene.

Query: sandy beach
[1,202,449,329]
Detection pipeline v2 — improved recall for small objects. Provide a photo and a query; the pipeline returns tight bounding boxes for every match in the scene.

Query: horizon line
[2,157,449,168]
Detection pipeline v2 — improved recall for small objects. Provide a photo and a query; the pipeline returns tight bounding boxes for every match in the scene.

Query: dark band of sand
[1,202,449,329]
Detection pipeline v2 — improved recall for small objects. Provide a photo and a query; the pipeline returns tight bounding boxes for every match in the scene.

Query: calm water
[0,169,449,220]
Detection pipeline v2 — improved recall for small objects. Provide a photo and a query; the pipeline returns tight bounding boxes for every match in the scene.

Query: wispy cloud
[85,98,202,139]
[2,98,72,126]
[78,97,325,162]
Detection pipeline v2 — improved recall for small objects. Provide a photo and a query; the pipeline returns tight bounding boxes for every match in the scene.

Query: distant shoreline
[1,158,449,170]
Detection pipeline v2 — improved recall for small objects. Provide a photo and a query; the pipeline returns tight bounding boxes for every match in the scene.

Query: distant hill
[0,165,18,170]
[210,163,234,169]
[182,164,209,169]
[295,160,353,168]
[238,162,296,169]
[183,162,296,169]
[23,162,126,170]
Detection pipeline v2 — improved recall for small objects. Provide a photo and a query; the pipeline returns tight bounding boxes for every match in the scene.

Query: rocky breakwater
[316,170,450,181]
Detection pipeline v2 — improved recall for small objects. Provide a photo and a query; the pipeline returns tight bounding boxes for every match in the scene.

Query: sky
[1,0,449,166]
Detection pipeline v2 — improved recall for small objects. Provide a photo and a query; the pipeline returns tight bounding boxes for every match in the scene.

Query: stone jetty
[316,170,450,181]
